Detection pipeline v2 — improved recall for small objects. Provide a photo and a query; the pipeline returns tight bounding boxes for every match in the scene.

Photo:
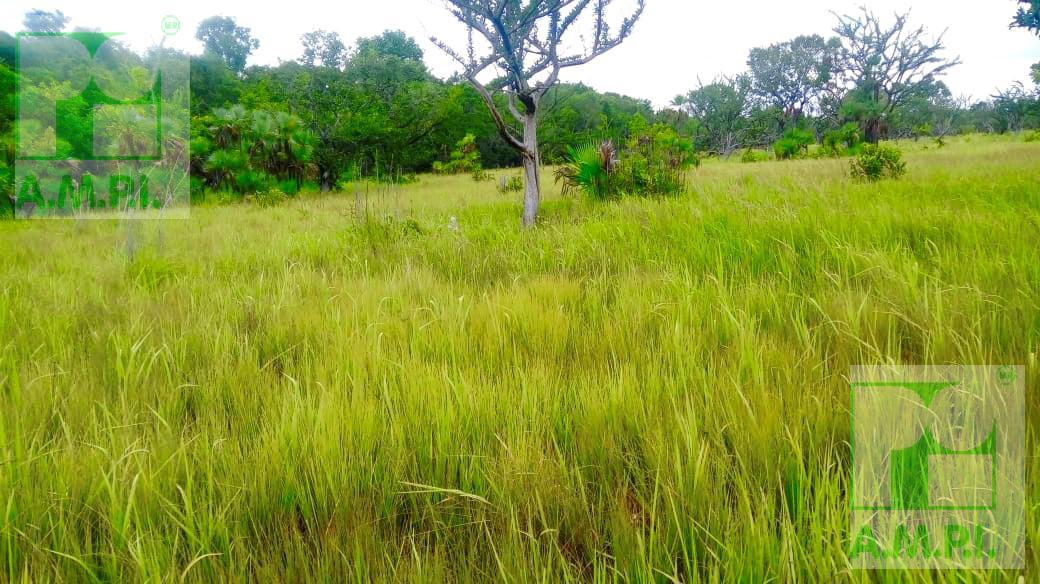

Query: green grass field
[1,135,1037,581]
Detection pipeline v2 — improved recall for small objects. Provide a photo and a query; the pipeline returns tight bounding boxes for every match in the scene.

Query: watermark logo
[849,366,1025,569]
[161,16,181,37]
[15,21,189,219]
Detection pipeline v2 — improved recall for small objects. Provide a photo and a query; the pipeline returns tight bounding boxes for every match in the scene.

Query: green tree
[1012,1,1040,35]
[673,76,754,156]
[196,16,259,75]
[990,83,1039,133]
[886,80,955,139]
[537,83,655,162]
[432,0,646,227]
[355,31,425,62]
[190,53,243,115]
[278,64,355,190]
[747,35,840,126]
[300,30,346,69]
[243,30,464,189]
[248,110,315,190]
[1015,1,1040,86]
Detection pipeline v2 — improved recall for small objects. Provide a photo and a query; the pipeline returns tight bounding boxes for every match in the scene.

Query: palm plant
[94,106,154,158]
[272,112,316,189]
[210,105,248,149]
[204,148,248,192]
[247,111,315,190]
[554,140,617,200]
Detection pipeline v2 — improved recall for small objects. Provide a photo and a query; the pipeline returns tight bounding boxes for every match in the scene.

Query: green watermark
[161,16,181,37]
[14,20,189,219]
[849,366,1025,569]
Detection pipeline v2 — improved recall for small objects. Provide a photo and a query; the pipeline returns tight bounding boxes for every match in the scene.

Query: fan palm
[554,140,617,200]
[210,105,248,149]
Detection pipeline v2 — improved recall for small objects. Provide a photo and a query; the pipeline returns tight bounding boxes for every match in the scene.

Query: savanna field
[0,135,1038,581]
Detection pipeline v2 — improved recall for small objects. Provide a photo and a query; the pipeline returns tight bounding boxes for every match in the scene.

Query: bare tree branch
[430,0,645,226]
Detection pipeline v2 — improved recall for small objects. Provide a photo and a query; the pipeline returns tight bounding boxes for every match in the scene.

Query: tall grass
[0,135,1037,581]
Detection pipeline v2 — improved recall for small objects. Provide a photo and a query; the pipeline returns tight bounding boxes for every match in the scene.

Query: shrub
[554,125,695,199]
[0,162,12,220]
[193,108,316,198]
[433,134,484,177]
[189,176,207,202]
[554,141,616,199]
[235,169,270,194]
[252,187,288,208]
[1025,130,1040,143]
[913,124,933,141]
[821,123,862,157]
[850,144,907,181]
[278,178,301,196]
[773,127,815,160]
[741,148,770,163]
[614,124,696,197]
[498,175,524,193]
[0,161,11,196]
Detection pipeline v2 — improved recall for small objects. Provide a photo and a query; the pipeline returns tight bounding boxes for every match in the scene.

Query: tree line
[1,4,1038,217]
[672,5,1040,157]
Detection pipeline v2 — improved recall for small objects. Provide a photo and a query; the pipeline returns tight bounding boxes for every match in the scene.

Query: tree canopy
[196,16,260,75]
[300,30,347,69]
[747,35,840,124]
[1013,0,1040,35]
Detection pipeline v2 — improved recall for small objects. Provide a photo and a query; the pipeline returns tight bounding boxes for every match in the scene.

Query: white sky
[3,1,1038,107]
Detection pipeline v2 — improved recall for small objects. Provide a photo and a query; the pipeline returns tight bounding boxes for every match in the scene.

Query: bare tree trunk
[521,112,540,228]
[865,118,881,145]
[866,85,883,145]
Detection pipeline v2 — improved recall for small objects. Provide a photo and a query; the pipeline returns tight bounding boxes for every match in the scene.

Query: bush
[0,162,11,196]
[0,162,12,219]
[252,187,288,208]
[850,144,907,181]
[741,148,770,163]
[192,108,316,198]
[337,166,417,191]
[913,124,933,141]
[553,141,616,199]
[498,175,524,193]
[1025,130,1040,143]
[278,179,301,196]
[432,134,484,177]
[773,127,815,160]
[614,124,696,197]
[235,169,270,194]
[189,176,207,202]
[471,168,494,182]
[554,125,695,200]
[821,123,862,157]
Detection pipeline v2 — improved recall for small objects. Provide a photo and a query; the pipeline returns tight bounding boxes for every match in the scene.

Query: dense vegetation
[2,6,1040,217]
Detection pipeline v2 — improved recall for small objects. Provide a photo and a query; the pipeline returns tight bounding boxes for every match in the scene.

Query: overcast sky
[3,1,1038,107]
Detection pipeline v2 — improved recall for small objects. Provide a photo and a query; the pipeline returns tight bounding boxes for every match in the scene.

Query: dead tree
[432,0,646,227]
[832,8,961,144]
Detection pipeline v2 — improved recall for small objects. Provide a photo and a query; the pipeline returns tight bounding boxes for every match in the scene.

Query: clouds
[2,0,1037,107]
